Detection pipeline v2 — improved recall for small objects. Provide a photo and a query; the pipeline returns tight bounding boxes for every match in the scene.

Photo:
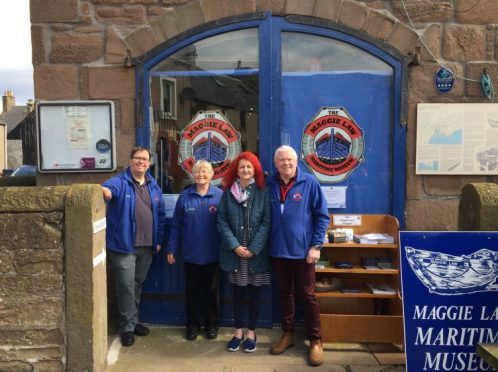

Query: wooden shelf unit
[317,214,404,344]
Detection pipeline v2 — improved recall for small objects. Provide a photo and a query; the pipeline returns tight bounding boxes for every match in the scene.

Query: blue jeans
[107,247,153,333]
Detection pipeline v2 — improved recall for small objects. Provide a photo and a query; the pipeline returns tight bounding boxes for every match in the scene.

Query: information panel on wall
[416,103,498,175]
[37,101,116,172]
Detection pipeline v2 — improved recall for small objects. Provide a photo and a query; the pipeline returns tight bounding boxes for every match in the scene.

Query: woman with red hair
[218,151,271,353]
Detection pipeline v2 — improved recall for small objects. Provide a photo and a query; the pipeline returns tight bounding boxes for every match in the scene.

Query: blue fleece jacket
[103,168,165,254]
[267,170,330,259]
[166,184,223,264]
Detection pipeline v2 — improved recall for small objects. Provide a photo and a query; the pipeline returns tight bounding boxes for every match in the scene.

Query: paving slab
[106,327,406,372]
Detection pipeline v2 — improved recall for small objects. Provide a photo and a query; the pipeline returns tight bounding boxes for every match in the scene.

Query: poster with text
[400,231,498,372]
[416,103,498,175]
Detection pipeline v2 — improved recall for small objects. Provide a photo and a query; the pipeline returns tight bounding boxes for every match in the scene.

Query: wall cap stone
[0,187,69,212]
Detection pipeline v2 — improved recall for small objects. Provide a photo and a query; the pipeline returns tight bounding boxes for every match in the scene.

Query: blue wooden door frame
[137,15,406,326]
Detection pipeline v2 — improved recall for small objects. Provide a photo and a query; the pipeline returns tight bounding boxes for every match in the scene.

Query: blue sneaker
[227,336,244,352]
[243,337,257,353]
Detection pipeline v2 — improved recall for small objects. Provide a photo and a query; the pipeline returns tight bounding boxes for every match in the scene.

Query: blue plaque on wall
[434,67,454,93]
[400,231,498,372]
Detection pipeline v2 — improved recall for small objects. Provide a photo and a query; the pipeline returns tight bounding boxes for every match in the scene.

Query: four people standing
[166,160,223,341]
[104,145,330,365]
[218,152,271,353]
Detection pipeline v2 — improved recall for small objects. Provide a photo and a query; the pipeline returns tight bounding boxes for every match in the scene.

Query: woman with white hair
[166,160,223,341]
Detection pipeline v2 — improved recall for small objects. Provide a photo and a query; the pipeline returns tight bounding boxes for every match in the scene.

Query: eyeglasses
[132,156,150,162]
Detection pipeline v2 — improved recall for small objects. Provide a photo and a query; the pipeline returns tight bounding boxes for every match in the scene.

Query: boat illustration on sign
[488,118,498,128]
[405,246,498,295]
[315,128,351,165]
[301,106,364,183]
[193,132,227,165]
[178,110,241,185]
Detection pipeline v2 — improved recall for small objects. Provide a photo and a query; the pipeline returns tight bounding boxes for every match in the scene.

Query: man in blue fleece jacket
[268,145,330,366]
[102,147,165,347]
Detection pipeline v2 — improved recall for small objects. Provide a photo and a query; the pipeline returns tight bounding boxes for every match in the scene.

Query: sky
[0,0,33,112]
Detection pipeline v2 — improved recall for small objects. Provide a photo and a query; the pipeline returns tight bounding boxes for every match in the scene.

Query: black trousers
[232,284,261,331]
[184,262,220,328]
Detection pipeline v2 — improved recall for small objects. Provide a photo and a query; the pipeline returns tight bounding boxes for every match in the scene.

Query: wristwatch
[310,245,322,251]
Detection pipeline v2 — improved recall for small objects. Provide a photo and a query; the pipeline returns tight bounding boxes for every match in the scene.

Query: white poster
[416,103,498,175]
[66,106,90,149]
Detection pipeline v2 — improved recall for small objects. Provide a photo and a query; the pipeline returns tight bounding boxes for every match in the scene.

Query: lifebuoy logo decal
[301,107,365,183]
[179,110,241,185]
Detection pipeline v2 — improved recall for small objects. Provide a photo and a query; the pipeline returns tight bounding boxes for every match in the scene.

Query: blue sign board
[434,67,454,93]
[400,232,498,372]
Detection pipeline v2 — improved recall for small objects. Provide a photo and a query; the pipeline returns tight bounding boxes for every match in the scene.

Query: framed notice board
[416,103,498,175]
[37,100,116,172]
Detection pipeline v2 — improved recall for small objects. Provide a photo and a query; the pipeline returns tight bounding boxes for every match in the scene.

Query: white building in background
[0,90,34,169]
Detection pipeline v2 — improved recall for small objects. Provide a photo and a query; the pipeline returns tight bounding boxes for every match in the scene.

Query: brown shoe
[308,339,324,366]
[270,332,294,355]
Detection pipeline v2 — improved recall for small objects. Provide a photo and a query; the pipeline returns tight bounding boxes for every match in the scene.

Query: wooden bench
[476,343,498,370]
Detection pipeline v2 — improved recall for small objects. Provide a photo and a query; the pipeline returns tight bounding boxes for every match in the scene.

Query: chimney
[27,99,34,112]
[2,90,15,113]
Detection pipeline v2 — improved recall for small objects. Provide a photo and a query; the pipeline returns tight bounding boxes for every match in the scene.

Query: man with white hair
[267,145,330,366]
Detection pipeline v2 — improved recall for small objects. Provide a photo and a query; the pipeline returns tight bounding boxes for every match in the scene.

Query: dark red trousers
[272,257,321,340]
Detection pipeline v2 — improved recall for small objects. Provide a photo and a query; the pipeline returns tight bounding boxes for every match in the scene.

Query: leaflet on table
[363,233,394,243]
[354,233,394,244]
[353,235,379,244]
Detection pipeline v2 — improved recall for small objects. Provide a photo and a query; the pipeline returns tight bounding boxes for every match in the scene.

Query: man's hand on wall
[102,187,112,201]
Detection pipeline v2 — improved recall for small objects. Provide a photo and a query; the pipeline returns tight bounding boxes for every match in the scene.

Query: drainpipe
[0,119,6,172]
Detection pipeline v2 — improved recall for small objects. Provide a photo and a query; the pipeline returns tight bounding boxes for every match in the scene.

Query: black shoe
[121,332,135,347]
[206,326,219,340]
[186,325,200,341]
[134,323,150,336]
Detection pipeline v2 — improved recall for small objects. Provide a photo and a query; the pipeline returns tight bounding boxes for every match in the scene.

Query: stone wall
[29,0,498,230]
[0,185,107,372]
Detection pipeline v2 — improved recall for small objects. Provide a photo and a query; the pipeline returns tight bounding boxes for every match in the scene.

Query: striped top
[228,205,271,287]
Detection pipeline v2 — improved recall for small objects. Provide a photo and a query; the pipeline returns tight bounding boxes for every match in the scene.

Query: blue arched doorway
[137,14,406,326]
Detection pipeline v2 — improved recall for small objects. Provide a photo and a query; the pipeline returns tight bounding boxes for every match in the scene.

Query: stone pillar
[65,184,107,372]
[458,183,498,231]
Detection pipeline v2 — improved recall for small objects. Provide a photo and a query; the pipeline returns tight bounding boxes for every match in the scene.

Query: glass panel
[282,32,391,72]
[281,32,394,213]
[148,28,259,193]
